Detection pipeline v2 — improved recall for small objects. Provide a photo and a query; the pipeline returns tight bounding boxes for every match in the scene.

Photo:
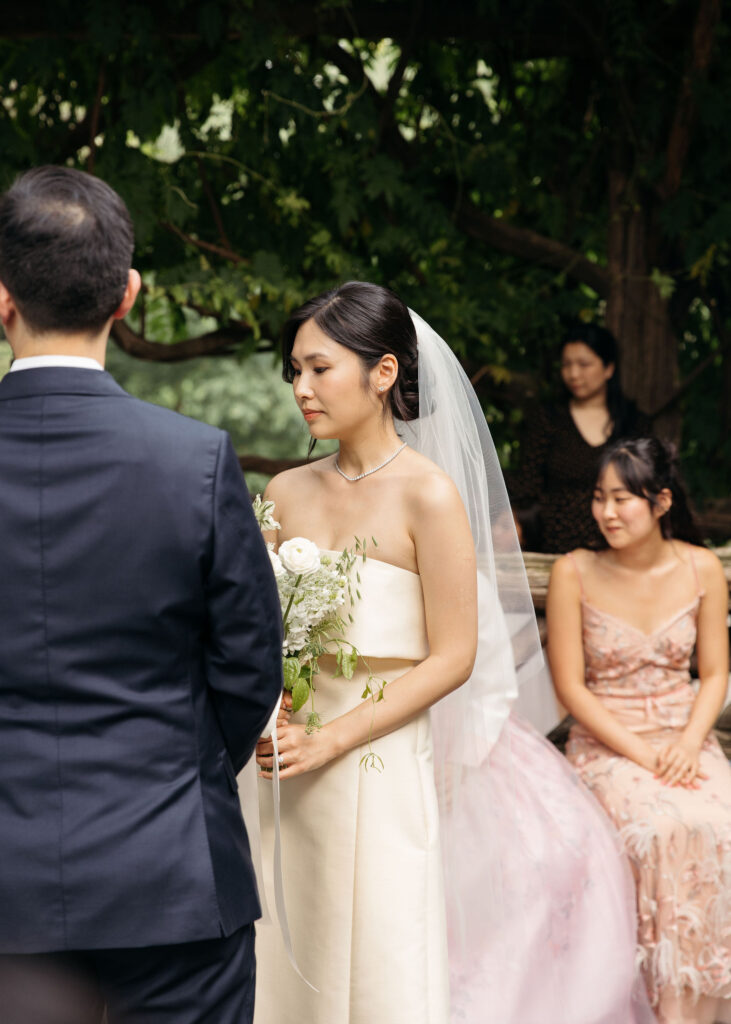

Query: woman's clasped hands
[653,738,709,789]
[256,691,339,779]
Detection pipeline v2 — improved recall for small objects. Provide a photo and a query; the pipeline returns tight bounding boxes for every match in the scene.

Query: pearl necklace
[335,442,407,482]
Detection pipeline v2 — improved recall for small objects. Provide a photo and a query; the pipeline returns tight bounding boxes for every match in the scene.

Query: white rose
[267,546,286,579]
[278,537,321,576]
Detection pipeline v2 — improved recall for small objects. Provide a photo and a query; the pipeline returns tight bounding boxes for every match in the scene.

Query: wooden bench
[524,546,731,612]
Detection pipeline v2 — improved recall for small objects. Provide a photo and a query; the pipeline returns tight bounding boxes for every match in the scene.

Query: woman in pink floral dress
[547,437,731,1024]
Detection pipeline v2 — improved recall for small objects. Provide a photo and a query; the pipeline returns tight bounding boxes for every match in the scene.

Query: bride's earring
[378,385,385,392]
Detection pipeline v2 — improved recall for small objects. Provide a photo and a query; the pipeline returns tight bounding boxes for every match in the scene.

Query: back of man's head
[0,166,134,336]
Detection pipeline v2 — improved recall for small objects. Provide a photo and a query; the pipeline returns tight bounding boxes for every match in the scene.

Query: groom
[0,166,282,1023]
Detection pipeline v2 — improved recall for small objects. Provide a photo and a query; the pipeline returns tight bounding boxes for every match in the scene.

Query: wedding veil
[400,310,557,757]
[399,312,560,961]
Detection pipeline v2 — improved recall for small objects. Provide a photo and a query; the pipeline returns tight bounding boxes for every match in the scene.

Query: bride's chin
[307,423,338,442]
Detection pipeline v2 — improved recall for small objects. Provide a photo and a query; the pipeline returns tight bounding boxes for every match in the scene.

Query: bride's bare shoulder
[264,456,335,508]
[400,448,465,515]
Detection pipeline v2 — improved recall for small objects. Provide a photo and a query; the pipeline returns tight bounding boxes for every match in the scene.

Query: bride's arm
[546,556,659,773]
[264,474,478,777]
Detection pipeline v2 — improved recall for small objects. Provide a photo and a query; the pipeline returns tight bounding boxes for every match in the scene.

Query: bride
[254,281,655,1024]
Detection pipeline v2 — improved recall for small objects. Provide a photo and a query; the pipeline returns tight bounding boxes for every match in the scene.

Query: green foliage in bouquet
[253,496,386,768]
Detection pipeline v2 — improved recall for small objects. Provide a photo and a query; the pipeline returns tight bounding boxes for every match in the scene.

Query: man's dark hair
[0,166,134,335]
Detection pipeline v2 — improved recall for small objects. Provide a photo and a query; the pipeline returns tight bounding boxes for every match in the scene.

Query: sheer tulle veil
[399,310,559,952]
[399,310,557,747]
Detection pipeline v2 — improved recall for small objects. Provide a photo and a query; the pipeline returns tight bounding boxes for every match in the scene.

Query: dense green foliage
[0,1,728,501]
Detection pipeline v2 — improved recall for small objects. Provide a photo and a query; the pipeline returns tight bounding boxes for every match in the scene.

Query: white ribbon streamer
[237,758,270,920]
[268,724,318,991]
[244,695,317,992]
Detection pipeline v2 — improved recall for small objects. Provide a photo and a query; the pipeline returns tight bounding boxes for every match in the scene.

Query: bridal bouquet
[253,495,385,764]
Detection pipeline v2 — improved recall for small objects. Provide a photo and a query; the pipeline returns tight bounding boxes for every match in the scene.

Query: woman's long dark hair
[561,322,642,439]
[597,437,703,546]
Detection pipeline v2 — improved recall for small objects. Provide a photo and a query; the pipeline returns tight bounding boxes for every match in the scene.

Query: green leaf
[359,751,384,773]
[291,676,311,713]
[650,267,675,300]
[16,0,726,505]
[282,657,300,691]
[333,647,344,678]
[341,649,358,680]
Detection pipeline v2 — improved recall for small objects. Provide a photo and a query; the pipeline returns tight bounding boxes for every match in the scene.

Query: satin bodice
[324,552,429,662]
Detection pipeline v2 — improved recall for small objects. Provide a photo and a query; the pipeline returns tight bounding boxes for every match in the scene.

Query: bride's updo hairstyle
[597,437,703,546]
[281,281,420,422]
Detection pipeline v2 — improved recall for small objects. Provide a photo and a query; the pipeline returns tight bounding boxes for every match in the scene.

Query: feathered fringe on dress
[565,556,731,1024]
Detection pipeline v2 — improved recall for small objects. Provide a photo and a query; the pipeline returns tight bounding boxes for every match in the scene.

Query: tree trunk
[605,168,681,441]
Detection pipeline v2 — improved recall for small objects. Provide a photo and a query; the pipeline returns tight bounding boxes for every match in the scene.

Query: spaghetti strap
[566,551,586,597]
[688,548,704,597]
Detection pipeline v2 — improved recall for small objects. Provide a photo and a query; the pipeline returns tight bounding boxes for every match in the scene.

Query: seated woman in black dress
[509,323,651,553]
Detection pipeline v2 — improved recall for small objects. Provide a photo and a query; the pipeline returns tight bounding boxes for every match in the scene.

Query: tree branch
[325,41,611,296]
[238,454,310,477]
[658,0,721,201]
[195,155,233,252]
[160,221,249,265]
[86,62,106,174]
[377,0,422,144]
[172,78,235,254]
[648,291,731,419]
[0,3,584,57]
[110,319,257,362]
[455,202,611,296]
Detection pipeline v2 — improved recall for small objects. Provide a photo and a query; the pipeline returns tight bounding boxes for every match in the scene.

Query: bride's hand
[255,691,293,766]
[277,691,293,726]
[256,722,338,779]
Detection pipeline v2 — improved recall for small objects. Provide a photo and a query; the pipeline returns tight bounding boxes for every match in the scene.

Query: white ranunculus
[278,537,321,576]
[267,546,286,579]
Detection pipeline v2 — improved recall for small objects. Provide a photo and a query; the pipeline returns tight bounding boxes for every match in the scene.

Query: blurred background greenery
[0,0,728,532]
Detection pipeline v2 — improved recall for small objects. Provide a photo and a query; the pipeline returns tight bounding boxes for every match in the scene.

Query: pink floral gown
[565,552,731,1024]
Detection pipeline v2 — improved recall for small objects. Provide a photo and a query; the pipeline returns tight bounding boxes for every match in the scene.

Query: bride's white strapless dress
[254,556,655,1024]
[254,556,450,1024]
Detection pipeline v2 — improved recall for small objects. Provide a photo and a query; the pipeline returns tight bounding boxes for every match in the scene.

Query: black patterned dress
[508,403,651,553]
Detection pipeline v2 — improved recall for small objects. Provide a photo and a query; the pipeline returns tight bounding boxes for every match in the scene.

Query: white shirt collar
[10,355,104,373]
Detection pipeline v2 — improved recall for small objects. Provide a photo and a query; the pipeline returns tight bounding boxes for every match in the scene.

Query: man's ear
[0,280,18,329]
[111,269,141,321]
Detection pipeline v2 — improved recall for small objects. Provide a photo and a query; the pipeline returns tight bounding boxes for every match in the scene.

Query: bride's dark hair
[597,437,703,546]
[281,281,419,422]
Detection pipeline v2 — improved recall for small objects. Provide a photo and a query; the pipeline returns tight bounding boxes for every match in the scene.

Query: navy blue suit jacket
[0,368,283,953]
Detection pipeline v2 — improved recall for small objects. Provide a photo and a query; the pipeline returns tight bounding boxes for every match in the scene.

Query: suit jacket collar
[0,367,130,401]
